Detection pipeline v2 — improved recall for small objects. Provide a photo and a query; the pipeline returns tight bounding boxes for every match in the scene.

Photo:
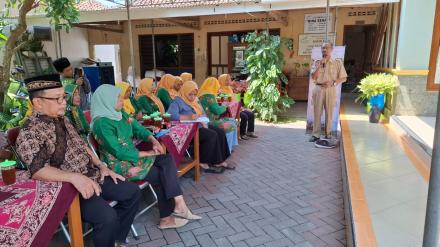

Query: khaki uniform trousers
[312,85,336,138]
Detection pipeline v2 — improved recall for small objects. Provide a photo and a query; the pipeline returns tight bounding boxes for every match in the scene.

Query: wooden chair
[6,127,26,170]
[174,128,200,182]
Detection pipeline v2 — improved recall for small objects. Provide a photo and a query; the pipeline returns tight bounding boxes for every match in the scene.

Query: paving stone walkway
[126,106,346,247]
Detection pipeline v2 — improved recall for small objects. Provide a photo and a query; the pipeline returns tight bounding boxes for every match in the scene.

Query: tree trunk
[0,0,35,112]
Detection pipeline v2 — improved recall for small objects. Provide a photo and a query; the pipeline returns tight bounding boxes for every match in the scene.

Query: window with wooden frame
[427,0,440,90]
[139,33,194,76]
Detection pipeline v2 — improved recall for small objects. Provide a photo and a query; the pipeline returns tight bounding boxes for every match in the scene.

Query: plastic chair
[87,133,158,239]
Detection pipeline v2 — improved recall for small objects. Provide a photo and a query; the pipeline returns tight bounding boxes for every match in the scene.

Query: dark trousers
[144,154,183,218]
[80,177,141,247]
[198,126,230,165]
[240,110,255,135]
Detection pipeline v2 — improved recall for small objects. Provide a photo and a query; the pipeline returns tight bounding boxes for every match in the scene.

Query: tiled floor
[342,95,428,247]
[124,104,346,247]
[49,102,346,247]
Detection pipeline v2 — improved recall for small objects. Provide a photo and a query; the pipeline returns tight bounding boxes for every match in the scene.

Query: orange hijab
[180,81,203,116]
[136,78,165,114]
[157,74,179,99]
[198,77,220,97]
[218,74,234,98]
[180,72,193,83]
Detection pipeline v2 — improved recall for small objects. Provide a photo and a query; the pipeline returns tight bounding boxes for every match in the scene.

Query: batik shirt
[16,113,101,183]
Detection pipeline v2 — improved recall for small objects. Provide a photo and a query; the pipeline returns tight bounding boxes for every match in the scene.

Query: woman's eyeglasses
[37,94,68,104]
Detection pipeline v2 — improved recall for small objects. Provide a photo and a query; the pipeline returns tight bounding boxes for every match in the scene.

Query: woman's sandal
[202,166,225,173]
[158,218,189,229]
[214,163,236,170]
[173,210,202,220]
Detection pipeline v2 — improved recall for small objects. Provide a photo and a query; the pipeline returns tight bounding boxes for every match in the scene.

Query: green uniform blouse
[129,96,141,114]
[93,111,152,163]
[157,88,173,110]
[136,95,159,115]
[199,94,236,133]
[65,106,90,139]
[92,111,155,181]
[199,94,227,120]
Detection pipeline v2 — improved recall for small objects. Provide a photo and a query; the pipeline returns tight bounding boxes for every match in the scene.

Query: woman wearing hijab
[198,77,238,152]
[135,78,166,115]
[218,74,258,140]
[91,84,201,229]
[115,81,140,116]
[156,74,183,110]
[168,81,232,173]
[180,72,193,83]
[64,84,90,140]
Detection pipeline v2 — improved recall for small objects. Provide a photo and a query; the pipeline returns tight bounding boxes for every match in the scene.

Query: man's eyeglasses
[37,94,68,104]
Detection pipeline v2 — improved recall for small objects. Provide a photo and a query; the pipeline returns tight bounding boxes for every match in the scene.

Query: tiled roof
[77,0,108,11]
[76,0,256,11]
[132,0,255,8]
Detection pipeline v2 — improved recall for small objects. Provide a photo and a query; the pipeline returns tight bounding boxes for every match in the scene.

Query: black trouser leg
[199,127,223,165]
[80,177,141,247]
[208,124,231,161]
[244,110,255,133]
[144,154,183,218]
[240,111,249,135]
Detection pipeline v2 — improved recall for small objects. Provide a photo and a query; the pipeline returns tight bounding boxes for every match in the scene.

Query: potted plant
[355,73,398,123]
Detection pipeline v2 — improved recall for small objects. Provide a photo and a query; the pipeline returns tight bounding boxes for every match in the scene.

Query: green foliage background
[243,31,294,122]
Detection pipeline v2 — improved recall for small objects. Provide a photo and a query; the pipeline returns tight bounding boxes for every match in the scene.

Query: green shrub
[243,30,294,122]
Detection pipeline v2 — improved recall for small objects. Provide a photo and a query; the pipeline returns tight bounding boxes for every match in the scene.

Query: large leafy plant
[0,79,28,130]
[243,31,294,122]
[0,0,79,112]
[355,73,398,103]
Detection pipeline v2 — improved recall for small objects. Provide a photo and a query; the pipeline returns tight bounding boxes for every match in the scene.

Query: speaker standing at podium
[309,42,347,145]
[53,57,91,110]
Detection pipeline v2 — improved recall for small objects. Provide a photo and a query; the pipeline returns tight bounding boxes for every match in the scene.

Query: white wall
[42,27,90,68]
[94,44,122,82]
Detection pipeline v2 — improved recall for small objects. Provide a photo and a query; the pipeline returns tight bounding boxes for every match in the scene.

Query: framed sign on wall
[298,33,336,56]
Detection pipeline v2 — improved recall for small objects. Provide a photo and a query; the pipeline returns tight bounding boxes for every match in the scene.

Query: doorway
[342,25,376,92]
[94,44,122,82]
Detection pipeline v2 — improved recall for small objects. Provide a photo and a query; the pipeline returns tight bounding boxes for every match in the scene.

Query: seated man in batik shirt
[16,74,141,247]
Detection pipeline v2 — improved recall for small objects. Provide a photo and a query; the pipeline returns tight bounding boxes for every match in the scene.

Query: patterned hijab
[64,84,78,106]
[180,72,193,83]
[198,77,220,97]
[115,81,136,114]
[64,84,88,132]
[91,84,122,127]
[180,81,203,116]
[218,74,234,97]
[157,74,179,99]
[136,78,165,114]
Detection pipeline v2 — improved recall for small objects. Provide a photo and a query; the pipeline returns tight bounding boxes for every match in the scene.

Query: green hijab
[91,84,122,127]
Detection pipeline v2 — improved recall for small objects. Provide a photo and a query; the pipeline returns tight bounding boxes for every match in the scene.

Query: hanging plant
[242,30,294,122]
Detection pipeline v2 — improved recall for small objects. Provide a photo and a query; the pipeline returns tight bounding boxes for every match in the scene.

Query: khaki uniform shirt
[311,58,348,85]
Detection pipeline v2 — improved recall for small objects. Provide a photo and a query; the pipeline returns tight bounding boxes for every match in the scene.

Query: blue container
[369,94,385,110]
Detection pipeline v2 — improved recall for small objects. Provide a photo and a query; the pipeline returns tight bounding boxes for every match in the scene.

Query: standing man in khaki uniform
[309,42,347,143]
